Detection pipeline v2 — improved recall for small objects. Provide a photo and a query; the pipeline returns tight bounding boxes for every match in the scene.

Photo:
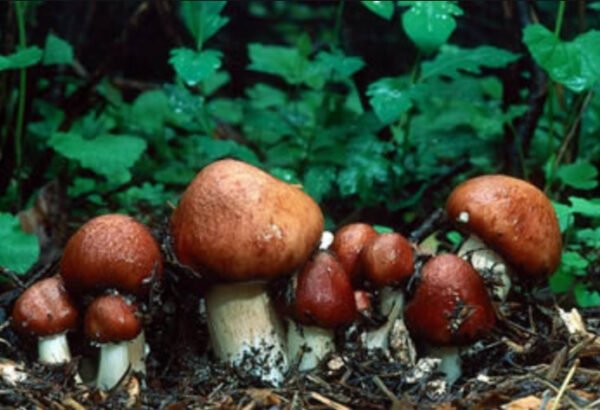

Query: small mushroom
[11,275,78,365]
[284,251,357,371]
[446,175,562,298]
[404,254,496,385]
[171,159,324,385]
[331,223,377,284]
[84,294,142,391]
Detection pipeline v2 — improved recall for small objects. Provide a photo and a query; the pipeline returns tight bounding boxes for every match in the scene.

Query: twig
[553,90,594,170]
[408,208,447,244]
[550,359,579,410]
[308,391,351,410]
[372,375,400,407]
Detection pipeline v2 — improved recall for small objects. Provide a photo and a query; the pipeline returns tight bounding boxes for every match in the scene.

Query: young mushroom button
[171,159,324,386]
[11,275,78,365]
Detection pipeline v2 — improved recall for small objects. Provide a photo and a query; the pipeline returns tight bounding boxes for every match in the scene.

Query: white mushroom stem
[286,321,334,372]
[96,342,130,390]
[457,235,511,302]
[363,287,409,355]
[127,331,147,375]
[426,345,461,386]
[38,333,72,365]
[205,281,288,386]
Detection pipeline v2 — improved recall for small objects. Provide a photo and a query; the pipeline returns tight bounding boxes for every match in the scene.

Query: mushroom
[404,254,496,385]
[283,251,357,371]
[359,233,415,360]
[84,294,142,390]
[331,223,378,285]
[446,175,562,299]
[11,275,78,365]
[60,213,163,380]
[171,159,324,385]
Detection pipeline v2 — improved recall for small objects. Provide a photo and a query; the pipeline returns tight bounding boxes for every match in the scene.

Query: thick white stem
[38,333,71,365]
[287,321,334,371]
[96,342,130,390]
[127,331,147,375]
[458,235,511,302]
[205,282,288,386]
[427,345,461,386]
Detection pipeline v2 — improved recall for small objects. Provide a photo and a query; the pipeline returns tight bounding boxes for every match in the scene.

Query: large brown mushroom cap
[12,275,78,337]
[405,254,496,346]
[331,223,377,283]
[294,252,357,328]
[361,232,414,288]
[171,159,324,282]
[84,294,141,343]
[60,214,163,296]
[446,175,561,278]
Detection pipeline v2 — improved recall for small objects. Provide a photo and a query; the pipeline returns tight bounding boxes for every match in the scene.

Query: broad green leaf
[246,83,287,109]
[421,45,520,80]
[367,77,413,124]
[373,225,394,233]
[569,196,600,218]
[0,46,42,71]
[303,166,336,202]
[574,283,600,307]
[43,33,73,65]
[49,132,147,182]
[315,50,365,81]
[116,183,173,210]
[575,228,600,247]
[549,270,575,293]
[561,251,589,274]
[180,1,229,49]
[208,98,243,124]
[446,230,463,245]
[155,163,197,185]
[400,1,463,54]
[0,213,39,274]
[361,1,394,20]
[193,135,260,166]
[169,48,222,87]
[552,201,574,233]
[589,2,600,10]
[557,161,598,190]
[200,70,230,95]
[269,168,300,184]
[523,25,600,92]
[131,90,170,133]
[248,43,311,86]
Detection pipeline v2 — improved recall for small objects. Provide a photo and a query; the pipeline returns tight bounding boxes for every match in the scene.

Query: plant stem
[333,0,345,48]
[14,2,28,207]
[554,1,567,37]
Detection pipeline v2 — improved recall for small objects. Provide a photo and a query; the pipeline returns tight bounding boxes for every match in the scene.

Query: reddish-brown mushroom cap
[171,159,324,282]
[331,223,377,283]
[404,254,496,346]
[294,252,357,328]
[84,294,141,343]
[361,233,414,288]
[11,275,78,337]
[446,175,562,278]
[60,214,163,296]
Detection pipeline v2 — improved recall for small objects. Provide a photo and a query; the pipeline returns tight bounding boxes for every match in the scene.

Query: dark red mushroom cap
[361,233,414,288]
[294,252,357,328]
[11,275,78,337]
[84,294,141,343]
[405,254,496,346]
[331,223,377,284]
[446,175,562,278]
[60,214,163,296]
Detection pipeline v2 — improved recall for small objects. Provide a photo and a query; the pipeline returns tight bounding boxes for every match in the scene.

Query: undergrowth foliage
[0,1,599,307]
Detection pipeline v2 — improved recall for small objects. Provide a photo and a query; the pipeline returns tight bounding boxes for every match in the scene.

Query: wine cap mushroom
[446,175,561,279]
[331,223,377,283]
[60,214,163,296]
[405,254,496,346]
[171,159,324,281]
[361,232,414,288]
[11,275,78,364]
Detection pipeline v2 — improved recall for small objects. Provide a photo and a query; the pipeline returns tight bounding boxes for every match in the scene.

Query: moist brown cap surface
[60,214,163,296]
[446,175,562,278]
[331,223,377,283]
[171,159,324,282]
[12,275,78,337]
[84,294,141,343]
[405,254,496,346]
[361,232,414,288]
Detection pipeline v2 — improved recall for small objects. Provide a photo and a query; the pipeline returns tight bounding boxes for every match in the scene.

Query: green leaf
[116,183,173,210]
[361,1,394,20]
[49,132,147,183]
[575,228,600,247]
[303,166,336,202]
[589,2,600,11]
[248,43,310,86]
[0,46,42,71]
[549,270,575,294]
[373,224,394,234]
[367,77,413,124]
[561,251,589,274]
[131,90,170,133]
[552,201,574,233]
[170,48,222,87]
[314,50,365,81]
[446,230,463,245]
[557,161,598,190]
[569,196,600,218]
[43,33,73,65]
[523,25,600,92]
[193,135,260,166]
[246,83,288,109]
[0,213,39,274]
[574,283,600,308]
[400,1,463,54]
[421,45,520,80]
[180,1,229,49]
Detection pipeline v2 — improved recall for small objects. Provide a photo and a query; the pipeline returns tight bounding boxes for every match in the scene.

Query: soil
[1,224,599,410]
